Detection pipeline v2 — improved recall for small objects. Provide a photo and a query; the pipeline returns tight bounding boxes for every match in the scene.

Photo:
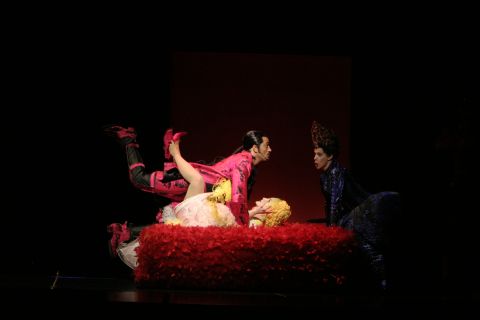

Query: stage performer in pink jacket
[105,126,272,226]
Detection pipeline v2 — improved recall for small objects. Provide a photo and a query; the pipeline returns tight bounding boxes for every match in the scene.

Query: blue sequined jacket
[320,159,370,226]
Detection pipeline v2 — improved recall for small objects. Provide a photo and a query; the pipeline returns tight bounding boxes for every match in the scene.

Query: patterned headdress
[311,121,339,156]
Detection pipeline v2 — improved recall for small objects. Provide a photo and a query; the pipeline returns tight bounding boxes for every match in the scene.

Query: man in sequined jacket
[311,120,401,290]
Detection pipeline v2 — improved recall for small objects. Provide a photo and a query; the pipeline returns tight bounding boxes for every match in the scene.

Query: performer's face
[254,137,272,162]
[313,147,333,172]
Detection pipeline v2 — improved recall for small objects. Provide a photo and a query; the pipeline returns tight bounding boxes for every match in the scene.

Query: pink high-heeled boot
[163,128,187,159]
[107,221,132,257]
[104,125,137,146]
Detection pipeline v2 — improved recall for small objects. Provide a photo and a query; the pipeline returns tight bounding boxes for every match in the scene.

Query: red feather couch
[134,223,365,292]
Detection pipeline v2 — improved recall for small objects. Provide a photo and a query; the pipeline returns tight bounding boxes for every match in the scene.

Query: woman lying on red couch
[116,137,291,269]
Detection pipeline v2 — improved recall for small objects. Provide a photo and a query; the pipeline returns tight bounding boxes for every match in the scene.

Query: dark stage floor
[1,272,477,318]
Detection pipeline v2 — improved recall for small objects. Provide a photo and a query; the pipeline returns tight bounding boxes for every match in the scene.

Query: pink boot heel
[163,129,187,159]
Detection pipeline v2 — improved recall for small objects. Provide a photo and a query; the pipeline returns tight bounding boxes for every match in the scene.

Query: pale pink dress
[174,193,238,227]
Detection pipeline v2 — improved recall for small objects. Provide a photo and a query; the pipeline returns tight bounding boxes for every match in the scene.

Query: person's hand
[248,207,260,217]
[248,198,272,217]
[169,140,181,158]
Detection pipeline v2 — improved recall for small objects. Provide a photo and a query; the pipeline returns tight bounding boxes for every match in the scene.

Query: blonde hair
[207,178,232,204]
[164,218,182,225]
[250,198,292,227]
[207,179,233,226]
[264,198,291,227]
